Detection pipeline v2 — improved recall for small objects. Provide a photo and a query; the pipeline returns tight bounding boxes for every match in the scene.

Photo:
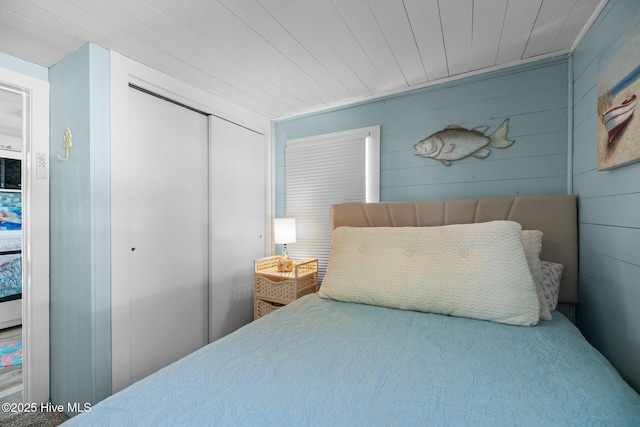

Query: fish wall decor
[414,119,514,166]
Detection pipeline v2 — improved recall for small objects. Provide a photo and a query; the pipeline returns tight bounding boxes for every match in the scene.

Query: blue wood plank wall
[49,43,112,411]
[274,56,569,218]
[572,0,640,392]
[0,52,48,81]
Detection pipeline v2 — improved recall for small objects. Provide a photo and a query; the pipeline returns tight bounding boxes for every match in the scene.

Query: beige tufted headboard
[332,195,578,322]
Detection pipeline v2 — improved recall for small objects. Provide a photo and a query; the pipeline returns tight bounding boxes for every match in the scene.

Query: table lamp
[274,218,296,272]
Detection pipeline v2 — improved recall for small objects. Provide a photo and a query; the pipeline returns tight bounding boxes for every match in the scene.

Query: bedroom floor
[0,325,22,407]
[0,326,70,425]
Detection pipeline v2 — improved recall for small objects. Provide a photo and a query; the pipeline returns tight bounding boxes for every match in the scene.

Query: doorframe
[0,67,50,404]
[110,52,270,393]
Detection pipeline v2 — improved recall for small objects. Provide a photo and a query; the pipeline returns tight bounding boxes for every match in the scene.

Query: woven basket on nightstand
[254,256,318,319]
[254,299,284,319]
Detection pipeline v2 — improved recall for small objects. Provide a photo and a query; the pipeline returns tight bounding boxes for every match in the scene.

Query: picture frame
[596,13,640,170]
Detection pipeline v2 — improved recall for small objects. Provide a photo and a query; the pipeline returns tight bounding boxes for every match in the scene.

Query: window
[285,126,380,282]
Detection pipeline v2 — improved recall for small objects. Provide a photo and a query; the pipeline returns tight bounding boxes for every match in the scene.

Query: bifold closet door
[123,87,209,386]
[208,116,266,342]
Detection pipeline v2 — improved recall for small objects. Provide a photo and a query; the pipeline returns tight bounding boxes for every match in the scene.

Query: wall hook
[58,127,73,161]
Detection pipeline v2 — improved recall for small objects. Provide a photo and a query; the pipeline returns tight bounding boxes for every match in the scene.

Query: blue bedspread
[64,295,640,426]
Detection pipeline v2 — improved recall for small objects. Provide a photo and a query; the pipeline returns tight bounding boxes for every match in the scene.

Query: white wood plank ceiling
[0,0,606,119]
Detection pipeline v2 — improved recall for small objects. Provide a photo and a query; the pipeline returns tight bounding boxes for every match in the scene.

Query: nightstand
[254,256,318,319]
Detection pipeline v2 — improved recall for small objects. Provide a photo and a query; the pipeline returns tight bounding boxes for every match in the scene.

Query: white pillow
[521,230,552,321]
[318,221,540,326]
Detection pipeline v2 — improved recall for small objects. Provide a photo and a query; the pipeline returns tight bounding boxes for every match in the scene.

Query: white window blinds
[285,126,380,283]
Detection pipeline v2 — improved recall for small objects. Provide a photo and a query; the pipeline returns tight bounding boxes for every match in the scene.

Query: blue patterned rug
[0,337,22,367]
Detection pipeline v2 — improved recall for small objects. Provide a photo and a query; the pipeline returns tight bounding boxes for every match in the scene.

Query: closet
[125,87,209,384]
[111,84,266,392]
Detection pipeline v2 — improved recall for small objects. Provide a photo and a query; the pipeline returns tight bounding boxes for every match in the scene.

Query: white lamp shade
[274,218,296,244]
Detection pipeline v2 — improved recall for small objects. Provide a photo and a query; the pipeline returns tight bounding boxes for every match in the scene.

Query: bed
[63,195,640,426]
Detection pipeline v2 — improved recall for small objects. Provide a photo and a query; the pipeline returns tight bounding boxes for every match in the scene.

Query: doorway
[0,68,50,405]
[0,88,23,406]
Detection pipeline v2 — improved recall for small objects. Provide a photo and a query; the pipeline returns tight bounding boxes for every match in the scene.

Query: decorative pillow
[540,260,564,311]
[318,221,540,326]
[521,230,552,321]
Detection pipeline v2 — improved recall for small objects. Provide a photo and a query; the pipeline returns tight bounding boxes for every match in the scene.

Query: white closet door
[126,88,209,384]
[209,116,266,342]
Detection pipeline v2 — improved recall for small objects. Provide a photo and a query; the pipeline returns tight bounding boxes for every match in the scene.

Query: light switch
[36,152,48,179]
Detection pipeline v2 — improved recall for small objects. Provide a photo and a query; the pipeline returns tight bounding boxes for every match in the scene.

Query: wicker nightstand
[254,256,318,319]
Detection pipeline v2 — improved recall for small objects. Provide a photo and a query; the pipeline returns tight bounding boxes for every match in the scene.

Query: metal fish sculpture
[414,119,514,166]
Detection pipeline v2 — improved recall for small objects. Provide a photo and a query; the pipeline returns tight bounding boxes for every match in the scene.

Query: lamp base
[277,252,293,272]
